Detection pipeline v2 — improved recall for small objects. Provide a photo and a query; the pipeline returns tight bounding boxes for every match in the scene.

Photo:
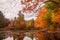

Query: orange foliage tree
[34,1,60,29]
[55,8,60,24]
[34,6,47,29]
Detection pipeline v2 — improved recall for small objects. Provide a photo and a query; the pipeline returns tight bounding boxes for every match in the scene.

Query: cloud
[0,0,22,20]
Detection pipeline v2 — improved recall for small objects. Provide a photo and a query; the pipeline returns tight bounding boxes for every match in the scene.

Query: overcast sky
[0,0,45,21]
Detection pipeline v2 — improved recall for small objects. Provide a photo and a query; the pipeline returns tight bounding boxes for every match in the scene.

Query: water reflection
[0,31,60,40]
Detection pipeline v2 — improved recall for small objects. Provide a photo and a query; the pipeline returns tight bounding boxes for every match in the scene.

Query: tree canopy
[0,11,10,28]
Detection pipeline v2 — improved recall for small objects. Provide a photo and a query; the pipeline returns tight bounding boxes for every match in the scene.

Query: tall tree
[0,11,10,28]
[13,11,26,29]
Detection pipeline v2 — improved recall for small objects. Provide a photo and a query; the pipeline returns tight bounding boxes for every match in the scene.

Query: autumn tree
[34,0,60,29]
[34,6,47,29]
[13,11,26,30]
[26,19,35,30]
[34,1,60,40]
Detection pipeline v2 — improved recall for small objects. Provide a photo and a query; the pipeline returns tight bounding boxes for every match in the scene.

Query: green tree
[0,11,10,28]
[13,11,25,30]
[17,11,24,22]
[0,11,4,21]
